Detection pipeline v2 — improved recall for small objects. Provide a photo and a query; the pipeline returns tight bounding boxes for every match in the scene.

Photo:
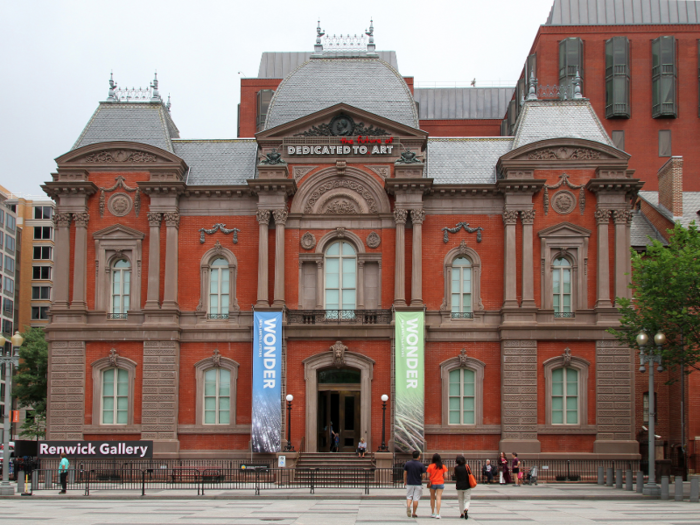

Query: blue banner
[252,311,282,453]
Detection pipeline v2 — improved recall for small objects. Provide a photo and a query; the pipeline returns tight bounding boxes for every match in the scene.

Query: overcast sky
[0,0,556,198]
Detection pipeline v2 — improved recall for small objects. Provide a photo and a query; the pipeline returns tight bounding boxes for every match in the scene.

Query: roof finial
[166,94,171,112]
[107,71,118,102]
[315,19,325,54]
[527,69,538,101]
[366,18,376,53]
[573,70,583,99]
[150,71,161,101]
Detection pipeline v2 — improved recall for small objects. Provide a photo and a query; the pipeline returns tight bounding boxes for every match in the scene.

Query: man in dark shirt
[403,450,426,518]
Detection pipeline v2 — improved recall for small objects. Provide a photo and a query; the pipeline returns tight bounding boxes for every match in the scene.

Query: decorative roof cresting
[314,19,377,55]
[106,71,166,103]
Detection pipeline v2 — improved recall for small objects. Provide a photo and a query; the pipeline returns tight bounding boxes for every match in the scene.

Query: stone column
[393,209,407,307]
[357,261,365,309]
[52,213,72,309]
[520,210,536,309]
[145,213,162,309]
[315,260,324,309]
[256,210,271,308]
[161,212,180,310]
[613,210,632,304]
[410,209,425,307]
[70,212,89,310]
[502,210,519,308]
[272,209,288,308]
[595,209,612,309]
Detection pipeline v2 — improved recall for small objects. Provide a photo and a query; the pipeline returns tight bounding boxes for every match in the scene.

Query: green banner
[394,311,425,453]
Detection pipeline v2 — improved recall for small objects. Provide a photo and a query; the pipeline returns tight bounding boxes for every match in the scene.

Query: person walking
[58,453,69,494]
[330,430,339,452]
[499,452,511,484]
[403,450,427,518]
[454,455,474,519]
[426,453,448,519]
[511,453,521,486]
[482,459,495,484]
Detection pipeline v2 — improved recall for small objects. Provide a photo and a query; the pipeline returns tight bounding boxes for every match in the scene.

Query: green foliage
[610,222,700,369]
[12,327,48,422]
[19,412,45,441]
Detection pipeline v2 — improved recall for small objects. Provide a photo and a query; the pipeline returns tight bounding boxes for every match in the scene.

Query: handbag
[467,465,477,489]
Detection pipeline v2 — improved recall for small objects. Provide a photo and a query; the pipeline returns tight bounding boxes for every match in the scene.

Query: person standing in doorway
[58,453,69,494]
[427,453,448,519]
[454,455,474,519]
[511,453,521,486]
[403,450,426,518]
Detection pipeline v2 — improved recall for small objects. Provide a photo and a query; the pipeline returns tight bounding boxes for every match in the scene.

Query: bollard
[636,471,644,493]
[616,469,623,489]
[690,477,699,502]
[44,470,52,490]
[17,470,24,493]
[606,467,614,487]
[661,476,670,500]
[625,470,633,491]
[675,477,683,501]
[31,471,37,492]
[597,466,604,485]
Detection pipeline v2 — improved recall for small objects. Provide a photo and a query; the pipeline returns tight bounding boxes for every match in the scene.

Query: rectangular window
[659,130,672,157]
[559,37,584,98]
[204,368,231,425]
[4,236,14,253]
[32,266,51,280]
[3,277,13,295]
[32,286,51,300]
[2,299,12,316]
[102,368,129,425]
[2,320,12,336]
[605,37,630,118]
[0,209,4,227]
[33,226,52,240]
[652,36,677,118]
[612,130,625,151]
[33,206,53,220]
[5,215,15,233]
[0,231,3,249]
[552,367,579,424]
[31,306,49,320]
[4,256,13,274]
[256,89,275,132]
[33,246,52,260]
[448,368,475,425]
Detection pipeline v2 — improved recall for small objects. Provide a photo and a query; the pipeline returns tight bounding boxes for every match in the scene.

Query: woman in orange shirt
[426,453,449,519]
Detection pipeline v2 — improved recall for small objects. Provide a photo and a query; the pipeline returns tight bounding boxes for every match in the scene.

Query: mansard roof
[546,0,700,25]
[173,140,258,186]
[427,138,514,184]
[257,51,400,78]
[414,88,514,120]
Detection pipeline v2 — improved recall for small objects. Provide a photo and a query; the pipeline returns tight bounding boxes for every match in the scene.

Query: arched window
[448,368,475,424]
[209,258,230,318]
[325,241,356,316]
[551,367,579,425]
[111,259,131,317]
[102,368,128,425]
[552,258,572,317]
[204,368,231,425]
[451,257,472,318]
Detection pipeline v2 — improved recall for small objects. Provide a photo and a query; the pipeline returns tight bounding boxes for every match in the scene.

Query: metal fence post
[661,476,669,500]
[636,471,644,493]
[45,470,52,490]
[675,477,683,501]
[364,469,370,495]
[690,477,699,502]
[31,470,37,492]
[255,468,260,496]
[606,467,613,487]
[310,468,315,495]
[142,470,146,497]
[17,470,24,493]
[597,466,604,485]
[625,470,633,491]
[84,470,90,497]
[615,469,623,489]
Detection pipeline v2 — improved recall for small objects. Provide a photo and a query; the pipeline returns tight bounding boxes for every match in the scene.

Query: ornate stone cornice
[410,209,425,225]
[256,210,271,225]
[520,209,536,224]
[503,210,519,225]
[393,208,408,225]
[147,212,162,227]
[163,212,180,227]
[42,181,99,199]
[72,212,90,228]
[273,209,289,225]
[594,209,611,225]
[53,212,72,228]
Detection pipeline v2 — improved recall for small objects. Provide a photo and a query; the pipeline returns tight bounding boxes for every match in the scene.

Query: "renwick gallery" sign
[38,440,153,458]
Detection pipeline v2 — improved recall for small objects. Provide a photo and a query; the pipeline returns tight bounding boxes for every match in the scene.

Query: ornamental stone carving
[411,209,425,225]
[393,209,408,224]
[366,231,381,249]
[147,212,162,227]
[212,348,222,368]
[330,340,348,367]
[273,209,289,225]
[82,149,159,163]
[108,348,119,368]
[366,165,390,180]
[304,179,377,213]
[458,348,469,368]
[107,193,133,217]
[300,232,316,250]
[520,210,536,224]
[527,147,602,161]
[53,212,72,227]
[562,347,572,367]
[325,198,358,214]
[163,212,180,227]
[502,210,519,225]
[551,190,577,215]
[293,166,317,182]
[336,160,347,177]
[256,210,271,225]
[72,212,90,228]
[594,209,611,224]
[613,210,633,224]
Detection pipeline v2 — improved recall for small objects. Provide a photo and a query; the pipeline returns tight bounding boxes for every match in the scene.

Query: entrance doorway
[316,368,361,452]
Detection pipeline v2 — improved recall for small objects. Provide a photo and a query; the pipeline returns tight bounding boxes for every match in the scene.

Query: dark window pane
[318,368,361,384]
[659,130,672,157]
[612,130,625,151]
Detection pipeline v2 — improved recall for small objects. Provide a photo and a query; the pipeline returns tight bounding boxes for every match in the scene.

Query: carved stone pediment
[526,146,608,161]
[92,223,145,241]
[537,221,591,240]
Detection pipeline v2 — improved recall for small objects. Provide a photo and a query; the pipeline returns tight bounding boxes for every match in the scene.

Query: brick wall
[657,156,683,217]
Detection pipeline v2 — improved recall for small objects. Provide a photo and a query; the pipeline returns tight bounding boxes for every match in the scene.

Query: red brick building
[43,1,700,470]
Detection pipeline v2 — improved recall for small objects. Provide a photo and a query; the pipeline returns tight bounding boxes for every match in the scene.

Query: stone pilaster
[393,209,407,307]
[145,212,162,310]
[520,210,536,309]
[256,210,271,308]
[357,260,365,308]
[594,340,638,454]
[595,209,612,309]
[161,212,180,310]
[500,340,540,453]
[141,341,180,457]
[46,341,85,440]
[70,212,89,310]
[52,213,72,309]
[410,209,425,307]
[613,210,633,304]
[272,209,288,308]
[315,260,324,309]
[502,210,519,309]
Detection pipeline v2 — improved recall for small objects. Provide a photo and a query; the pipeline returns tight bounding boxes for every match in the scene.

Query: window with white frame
[111,259,131,315]
[553,257,572,317]
[451,257,472,318]
[551,367,579,425]
[31,306,49,320]
[32,286,51,300]
[204,368,231,425]
[33,246,52,260]
[102,368,128,425]
[448,368,476,424]
[209,258,230,318]
[324,241,356,315]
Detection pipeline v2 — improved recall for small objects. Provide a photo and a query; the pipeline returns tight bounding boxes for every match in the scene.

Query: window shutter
[652,36,677,118]
[605,37,630,118]
[559,38,584,99]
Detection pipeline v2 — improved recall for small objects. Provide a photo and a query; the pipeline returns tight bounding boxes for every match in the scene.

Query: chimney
[657,156,683,219]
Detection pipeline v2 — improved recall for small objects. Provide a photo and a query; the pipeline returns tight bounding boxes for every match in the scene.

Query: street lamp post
[284,394,294,452]
[637,331,665,497]
[0,331,22,496]
[378,394,389,452]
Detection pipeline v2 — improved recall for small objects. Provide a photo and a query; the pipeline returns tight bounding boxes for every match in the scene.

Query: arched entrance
[303,347,374,452]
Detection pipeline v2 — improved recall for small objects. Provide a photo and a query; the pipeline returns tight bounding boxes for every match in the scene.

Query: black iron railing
[107,313,128,320]
[554,311,575,318]
[207,313,229,320]
[451,312,473,319]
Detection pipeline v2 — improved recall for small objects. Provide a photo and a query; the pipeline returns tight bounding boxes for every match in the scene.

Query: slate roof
[264,57,419,130]
[258,51,399,78]
[546,0,700,25]
[414,88,514,120]
[426,138,514,184]
[638,191,700,226]
[173,140,258,186]
[630,209,667,247]
[511,99,613,149]
[72,102,179,152]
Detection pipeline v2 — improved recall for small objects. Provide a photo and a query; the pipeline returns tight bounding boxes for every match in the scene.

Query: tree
[610,222,700,369]
[12,327,48,440]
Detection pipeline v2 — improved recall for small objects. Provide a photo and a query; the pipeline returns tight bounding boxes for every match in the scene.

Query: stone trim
[90,351,138,428]
[315,228,366,254]
[542,351,590,429]
[595,340,634,441]
[303,350,375,452]
[197,244,240,317]
[47,341,85,440]
[439,354,486,427]
[425,424,501,435]
[441,244,483,313]
[141,341,180,441]
[500,340,537,441]
[193,354,240,429]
